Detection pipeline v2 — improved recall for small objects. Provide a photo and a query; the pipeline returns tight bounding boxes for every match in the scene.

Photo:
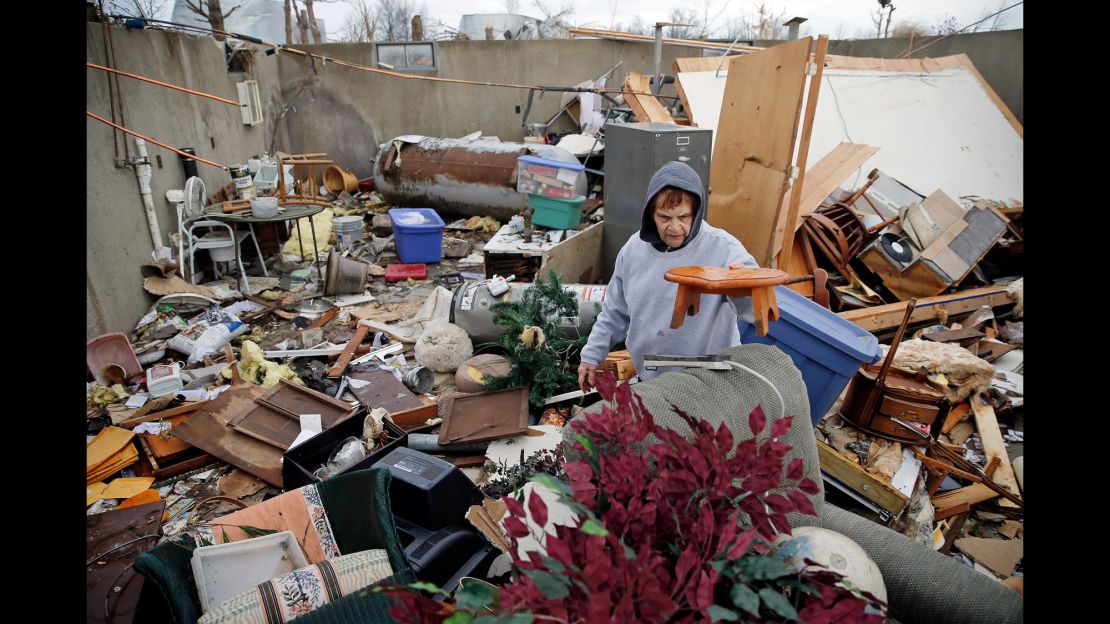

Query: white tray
[191,530,309,612]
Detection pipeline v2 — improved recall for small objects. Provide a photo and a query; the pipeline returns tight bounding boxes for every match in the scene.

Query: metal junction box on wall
[602,122,713,280]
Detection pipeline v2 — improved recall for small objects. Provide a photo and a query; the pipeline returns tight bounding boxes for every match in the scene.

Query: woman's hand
[578,362,598,394]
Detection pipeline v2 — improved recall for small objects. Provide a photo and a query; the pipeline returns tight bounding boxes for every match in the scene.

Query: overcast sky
[307,0,1023,41]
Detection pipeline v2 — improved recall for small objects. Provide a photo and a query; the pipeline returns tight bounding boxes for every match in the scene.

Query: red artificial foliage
[387,370,887,623]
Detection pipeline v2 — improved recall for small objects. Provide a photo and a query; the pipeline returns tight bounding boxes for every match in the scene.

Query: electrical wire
[723,360,786,425]
[898,2,1024,59]
[105,14,665,100]
[86,111,228,170]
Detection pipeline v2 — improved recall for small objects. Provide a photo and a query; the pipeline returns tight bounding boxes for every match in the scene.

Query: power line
[104,14,659,100]
[898,2,1023,59]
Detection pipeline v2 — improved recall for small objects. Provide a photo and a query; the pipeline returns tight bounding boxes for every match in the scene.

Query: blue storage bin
[738,285,881,425]
[389,208,445,263]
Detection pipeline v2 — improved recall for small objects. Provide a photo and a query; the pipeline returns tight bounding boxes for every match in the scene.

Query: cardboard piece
[999,520,1021,539]
[142,275,219,299]
[954,537,1023,577]
[465,498,511,553]
[903,190,965,250]
[218,469,267,499]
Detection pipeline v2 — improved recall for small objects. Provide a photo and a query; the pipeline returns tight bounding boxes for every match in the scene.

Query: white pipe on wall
[133,137,170,259]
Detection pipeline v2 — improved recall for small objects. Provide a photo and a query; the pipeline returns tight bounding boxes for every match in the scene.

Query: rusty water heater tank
[373,137,587,221]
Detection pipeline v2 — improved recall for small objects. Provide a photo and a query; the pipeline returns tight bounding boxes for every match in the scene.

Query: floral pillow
[198,549,393,624]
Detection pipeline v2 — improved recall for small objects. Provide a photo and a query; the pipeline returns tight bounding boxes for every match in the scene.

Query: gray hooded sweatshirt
[581,161,759,379]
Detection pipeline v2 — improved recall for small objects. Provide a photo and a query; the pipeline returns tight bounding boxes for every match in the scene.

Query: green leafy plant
[480,271,589,408]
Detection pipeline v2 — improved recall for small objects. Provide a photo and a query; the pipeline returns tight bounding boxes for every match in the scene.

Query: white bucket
[333,216,365,249]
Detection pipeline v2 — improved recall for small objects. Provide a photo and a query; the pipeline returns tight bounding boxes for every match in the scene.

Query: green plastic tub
[528,193,586,230]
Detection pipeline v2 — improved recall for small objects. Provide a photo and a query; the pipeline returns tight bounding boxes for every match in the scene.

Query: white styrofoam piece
[503,481,579,563]
[484,425,563,483]
[191,531,309,612]
[891,447,923,498]
[678,66,1023,203]
[991,349,1024,373]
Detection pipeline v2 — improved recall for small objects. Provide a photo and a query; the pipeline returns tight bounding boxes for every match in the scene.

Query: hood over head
[639,160,707,251]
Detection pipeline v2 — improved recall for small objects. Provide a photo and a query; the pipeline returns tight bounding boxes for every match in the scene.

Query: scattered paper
[327,292,377,307]
[890,447,923,498]
[300,413,322,433]
[133,421,172,435]
[347,378,370,389]
[125,392,151,408]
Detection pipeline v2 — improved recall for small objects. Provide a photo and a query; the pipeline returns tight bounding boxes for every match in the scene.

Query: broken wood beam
[118,400,212,429]
[327,324,369,378]
[775,34,828,270]
[838,286,1015,332]
[623,71,674,123]
[931,483,996,516]
[970,394,1021,509]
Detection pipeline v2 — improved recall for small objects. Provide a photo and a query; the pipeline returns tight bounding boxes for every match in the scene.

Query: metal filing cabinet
[602,122,713,279]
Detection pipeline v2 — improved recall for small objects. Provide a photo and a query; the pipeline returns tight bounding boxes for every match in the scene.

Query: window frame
[374,41,438,72]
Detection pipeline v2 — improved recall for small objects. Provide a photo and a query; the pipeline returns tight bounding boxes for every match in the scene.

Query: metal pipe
[653,23,663,95]
[86,112,227,169]
[87,63,240,106]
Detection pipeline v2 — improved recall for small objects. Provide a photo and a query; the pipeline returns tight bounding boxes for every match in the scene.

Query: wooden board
[771,143,879,259]
[857,245,951,300]
[931,483,997,515]
[328,324,369,378]
[171,383,285,487]
[541,221,603,284]
[674,56,729,74]
[348,367,426,413]
[707,37,812,267]
[817,440,908,515]
[970,395,1020,509]
[229,379,356,450]
[118,400,211,429]
[837,286,1014,332]
[569,27,762,52]
[439,387,529,445]
[622,71,674,123]
[776,35,828,270]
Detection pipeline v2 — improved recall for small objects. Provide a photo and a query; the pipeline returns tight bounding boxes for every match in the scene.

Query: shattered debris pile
[87,19,1023,622]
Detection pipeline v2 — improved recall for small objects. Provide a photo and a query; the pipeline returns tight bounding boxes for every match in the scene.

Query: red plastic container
[385,263,428,282]
[87,332,142,381]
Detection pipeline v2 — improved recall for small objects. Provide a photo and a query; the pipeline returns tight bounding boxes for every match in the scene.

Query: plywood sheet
[681,54,1022,215]
[541,221,603,284]
[171,383,284,487]
[707,37,812,267]
[804,67,1022,203]
[439,387,529,445]
[674,56,729,74]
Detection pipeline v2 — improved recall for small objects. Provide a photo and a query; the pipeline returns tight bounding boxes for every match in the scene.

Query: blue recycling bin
[738,286,882,425]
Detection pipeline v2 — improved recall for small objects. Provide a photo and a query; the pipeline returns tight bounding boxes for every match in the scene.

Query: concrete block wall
[86,22,280,339]
[270,39,706,181]
[87,23,1022,338]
